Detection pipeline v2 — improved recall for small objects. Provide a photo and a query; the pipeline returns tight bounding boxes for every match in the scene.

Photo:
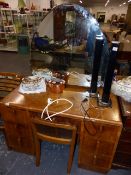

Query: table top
[68,73,91,88]
[1,85,122,125]
[51,48,86,56]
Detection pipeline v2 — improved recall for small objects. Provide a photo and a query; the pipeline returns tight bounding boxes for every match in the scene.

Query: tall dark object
[90,35,104,95]
[101,41,120,104]
[50,0,54,8]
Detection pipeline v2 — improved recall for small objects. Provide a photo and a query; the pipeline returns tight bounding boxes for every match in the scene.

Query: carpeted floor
[0,133,131,175]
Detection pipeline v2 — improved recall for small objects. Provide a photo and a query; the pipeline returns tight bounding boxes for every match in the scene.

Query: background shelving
[0,8,16,46]
[0,8,47,49]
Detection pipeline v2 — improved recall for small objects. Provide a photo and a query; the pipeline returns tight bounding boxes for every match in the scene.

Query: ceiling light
[105,0,110,7]
[128,0,131,2]
[79,0,82,3]
[123,2,126,4]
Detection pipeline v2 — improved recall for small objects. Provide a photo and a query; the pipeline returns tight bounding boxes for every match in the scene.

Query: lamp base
[97,98,112,108]
[89,92,98,98]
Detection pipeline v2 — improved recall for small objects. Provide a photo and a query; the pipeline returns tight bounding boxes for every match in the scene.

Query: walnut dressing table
[0,76,122,173]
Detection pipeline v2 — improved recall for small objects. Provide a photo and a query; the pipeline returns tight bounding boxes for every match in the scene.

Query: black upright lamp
[98,41,120,107]
[90,35,104,97]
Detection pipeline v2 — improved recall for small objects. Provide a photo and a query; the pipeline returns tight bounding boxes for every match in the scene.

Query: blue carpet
[0,133,131,175]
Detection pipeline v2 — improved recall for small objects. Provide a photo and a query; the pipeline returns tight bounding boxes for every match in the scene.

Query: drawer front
[5,122,34,154]
[80,135,115,156]
[5,122,18,137]
[81,130,115,156]
[98,124,121,142]
[1,107,29,125]
[79,121,121,172]
[1,107,16,122]
[82,121,121,142]
[78,151,111,172]
[5,122,32,138]
[14,109,30,125]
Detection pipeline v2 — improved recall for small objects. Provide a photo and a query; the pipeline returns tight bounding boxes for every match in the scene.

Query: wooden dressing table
[0,75,122,173]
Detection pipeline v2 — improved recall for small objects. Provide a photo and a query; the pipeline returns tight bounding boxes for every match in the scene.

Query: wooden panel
[96,141,115,155]
[53,9,66,41]
[116,141,131,153]
[120,129,131,141]
[113,97,131,168]
[16,124,31,137]
[6,134,20,148]
[80,138,97,154]
[79,138,114,156]
[1,105,16,122]
[94,155,111,170]
[19,137,34,154]
[123,117,131,128]
[114,152,131,167]
[117,51,131,61]
[4,121,34,154]
[78,151,111,173]
[1,106,30,124]
[126,4,131,29]
[81,121,120,142]
[1,105,35,155]
[14,109,30,125]
[5,122,18,137]
[78,153,94,169]
[98,124,120,142]
[79,121,122,172]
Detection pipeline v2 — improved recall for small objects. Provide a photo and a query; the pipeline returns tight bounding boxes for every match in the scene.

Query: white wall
[4,0,128,22]
[54,0,65,6]
[88,4,128,23]
[39,0,50,9]
[6,0,19,9]
[5,0,50,10]
[38,10,54,39]
[27,0,50,10]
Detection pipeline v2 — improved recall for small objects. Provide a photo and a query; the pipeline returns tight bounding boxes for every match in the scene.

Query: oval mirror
[32,3,109,78]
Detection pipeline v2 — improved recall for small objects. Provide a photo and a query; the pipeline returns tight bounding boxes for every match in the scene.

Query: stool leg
[67,131,76,175]
[35,139,41,166]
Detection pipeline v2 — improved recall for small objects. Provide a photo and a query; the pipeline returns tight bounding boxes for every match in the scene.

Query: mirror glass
[65,11,76,38]
[34,3,109,78]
